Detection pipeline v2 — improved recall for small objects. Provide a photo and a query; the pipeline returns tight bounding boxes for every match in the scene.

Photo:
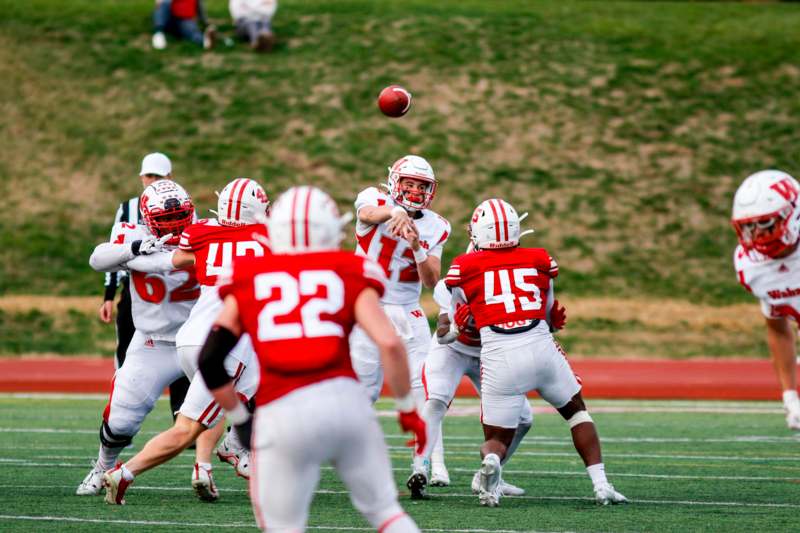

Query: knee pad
[99,420,133,449]
[567,410,593,428]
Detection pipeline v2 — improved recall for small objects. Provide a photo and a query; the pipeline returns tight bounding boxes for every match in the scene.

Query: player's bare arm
[354,287,412,399]
[359,203,411,234]
[400,222,441,288]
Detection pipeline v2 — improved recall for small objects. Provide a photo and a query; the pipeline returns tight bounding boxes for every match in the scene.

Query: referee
[98,152,191,420]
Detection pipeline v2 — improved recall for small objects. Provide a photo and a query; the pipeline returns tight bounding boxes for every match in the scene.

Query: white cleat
[471,471,524,496]
[76,461,106,496]
[151,31,167,50]
[191,464,219,502]
[216,441,250,480]
[430,463,450,487]
[478,454,502,507]
[103,464,133,505]
[500,479,525,496]
[594,482,628,505]
[785,408,800,431]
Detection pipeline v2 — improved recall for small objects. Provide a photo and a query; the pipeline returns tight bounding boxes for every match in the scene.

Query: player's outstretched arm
[125,249,193,273]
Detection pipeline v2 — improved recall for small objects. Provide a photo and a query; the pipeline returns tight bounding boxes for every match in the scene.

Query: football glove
[550,299,567,331]
[453,303,472,331]
[398,409,427,455]
[132,233,172,256]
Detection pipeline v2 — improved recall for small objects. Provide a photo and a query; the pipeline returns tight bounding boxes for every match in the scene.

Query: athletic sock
[783,390,800,410]
[586,463,608,487]
[502,421,531,465]
[120,464,135,482]
[98,444,123,471]
[197,462,212,472]
[421,399,448,463]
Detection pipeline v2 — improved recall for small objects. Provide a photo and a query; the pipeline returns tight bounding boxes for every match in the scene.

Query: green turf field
[1,395,798,532]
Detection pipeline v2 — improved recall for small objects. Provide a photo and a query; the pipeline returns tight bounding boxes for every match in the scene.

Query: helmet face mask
[732,170,800,258]
[387,155,437,210]
[140,180,194,246]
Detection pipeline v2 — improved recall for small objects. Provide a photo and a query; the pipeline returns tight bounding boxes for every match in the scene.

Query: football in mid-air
[378,85,412,117]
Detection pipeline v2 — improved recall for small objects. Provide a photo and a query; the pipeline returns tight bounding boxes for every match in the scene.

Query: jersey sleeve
[427,218,451,259]
[178,223,201,252]
[444,254,465,289]
[432,280,452,315]
[546,252,559,278]
[109,222,129,245]
[354,187,389,215]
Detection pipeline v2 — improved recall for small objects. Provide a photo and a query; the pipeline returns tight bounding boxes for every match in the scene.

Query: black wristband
[198,325,241,390]
[131,240,143,256]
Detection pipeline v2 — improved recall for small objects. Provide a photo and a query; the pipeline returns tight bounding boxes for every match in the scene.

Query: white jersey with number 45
[354,187,450,305]
[110,222,199,341]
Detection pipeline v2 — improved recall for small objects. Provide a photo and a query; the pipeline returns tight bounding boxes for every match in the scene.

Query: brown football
[378,85,412,118]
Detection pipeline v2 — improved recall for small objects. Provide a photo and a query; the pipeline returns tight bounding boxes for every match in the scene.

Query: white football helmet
[140,179,194,246]
[267,186,351,253]
[469,199,533,250]
[732,170,800,258]
[217,178,269,227]
[387,155,437,211]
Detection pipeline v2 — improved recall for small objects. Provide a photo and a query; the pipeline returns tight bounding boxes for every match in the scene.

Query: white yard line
[0,514,550,533]
[0,486,798,510]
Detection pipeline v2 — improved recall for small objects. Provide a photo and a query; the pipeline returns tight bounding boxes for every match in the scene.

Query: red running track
[0,357,781,400]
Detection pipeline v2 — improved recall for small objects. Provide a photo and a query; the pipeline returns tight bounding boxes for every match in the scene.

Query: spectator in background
[152,0,216,51]
[230,0,277,52]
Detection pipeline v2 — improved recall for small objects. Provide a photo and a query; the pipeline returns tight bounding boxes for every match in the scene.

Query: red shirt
[171,0,198,19]
[444,247,558,329]
[219,251,386,406]
[179,220,269,287]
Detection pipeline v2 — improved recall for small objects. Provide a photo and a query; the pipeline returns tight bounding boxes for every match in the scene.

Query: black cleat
[406,472,429,500]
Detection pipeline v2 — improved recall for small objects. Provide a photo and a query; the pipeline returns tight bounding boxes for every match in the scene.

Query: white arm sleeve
[125,251,176,273]
[90,243,135,273]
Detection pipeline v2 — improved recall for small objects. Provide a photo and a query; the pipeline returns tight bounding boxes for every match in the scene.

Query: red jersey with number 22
[444,247,558,329]
[219,251,386,406]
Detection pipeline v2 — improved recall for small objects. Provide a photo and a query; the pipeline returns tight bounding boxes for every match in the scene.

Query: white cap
[139,152,172,177]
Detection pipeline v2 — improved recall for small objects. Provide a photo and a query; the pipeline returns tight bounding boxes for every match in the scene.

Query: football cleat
[191,463,219,502]
[472,471,524,497]
[151,31,167,50]
[430,463,450,487]
[594,482,628,505]
[478,454,502,507]
[76,461,106,496]
[406,469,429,500]
[500,479,525,496]
[103,464,133,505]
[216,440,250,480]
[786,408,800,431]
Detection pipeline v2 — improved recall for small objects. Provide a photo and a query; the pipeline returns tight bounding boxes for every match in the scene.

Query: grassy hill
[3,0,800,306]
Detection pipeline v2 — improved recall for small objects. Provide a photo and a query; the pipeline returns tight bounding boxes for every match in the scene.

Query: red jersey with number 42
[444,247,558,329]
[179,219,269,287]
[219,251,387,406]
[109,222,200,341]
